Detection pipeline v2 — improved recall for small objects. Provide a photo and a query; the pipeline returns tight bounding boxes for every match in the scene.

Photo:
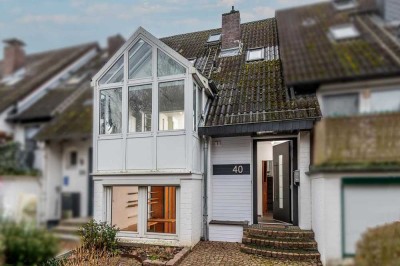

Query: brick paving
[180,241,319,266]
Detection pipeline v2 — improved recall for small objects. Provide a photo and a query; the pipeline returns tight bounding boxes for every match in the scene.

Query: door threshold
[258,221,292,226]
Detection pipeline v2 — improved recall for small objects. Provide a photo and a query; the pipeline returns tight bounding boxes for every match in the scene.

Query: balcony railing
[313,113,400,167]
[0,142,38,175]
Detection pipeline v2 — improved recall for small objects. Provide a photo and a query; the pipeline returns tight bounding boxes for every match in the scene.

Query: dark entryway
[61,192,81,218]
[253,138,298,225]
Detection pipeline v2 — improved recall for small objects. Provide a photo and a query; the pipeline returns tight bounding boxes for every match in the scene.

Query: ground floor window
[107,185,178,237]
[147,186,176,234]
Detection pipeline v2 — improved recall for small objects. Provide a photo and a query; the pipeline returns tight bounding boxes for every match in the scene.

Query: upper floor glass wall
[98,38,191,136]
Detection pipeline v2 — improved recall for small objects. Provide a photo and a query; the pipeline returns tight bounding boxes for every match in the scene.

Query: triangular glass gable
[99,56,124,85]
[157,50,185,77]
[129,39,152,79]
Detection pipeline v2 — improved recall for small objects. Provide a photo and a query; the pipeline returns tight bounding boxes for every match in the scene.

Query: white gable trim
[91,27,192,86]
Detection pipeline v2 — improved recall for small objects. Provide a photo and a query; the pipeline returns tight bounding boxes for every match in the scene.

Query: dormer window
[329,24,360,41]
[220,47,241,58]
[246,48,264,61]
[207,33,221,43]
[332,0,357,11]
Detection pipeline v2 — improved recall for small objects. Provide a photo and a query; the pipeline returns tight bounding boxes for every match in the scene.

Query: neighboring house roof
[10,51,105,124]
[161,18,320,129]
[0,42,98,113]
[276,0,400,87]
[35,87,93,141]
[35,52,107,140]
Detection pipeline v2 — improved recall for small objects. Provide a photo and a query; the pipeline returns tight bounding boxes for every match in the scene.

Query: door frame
[252,137,298,225]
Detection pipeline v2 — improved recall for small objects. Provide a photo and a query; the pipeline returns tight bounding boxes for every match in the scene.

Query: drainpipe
[202,135,209,241]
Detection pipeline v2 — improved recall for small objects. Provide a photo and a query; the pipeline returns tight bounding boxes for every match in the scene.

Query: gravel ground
[180,241,320,266]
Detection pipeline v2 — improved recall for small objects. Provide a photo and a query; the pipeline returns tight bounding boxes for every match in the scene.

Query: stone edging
[143,247,190,266]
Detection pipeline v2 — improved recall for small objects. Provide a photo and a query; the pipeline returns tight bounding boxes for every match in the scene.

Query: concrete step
[244,225,315,240]
[59,217,91,227]
[242,235,318,250]
[52,225,80,235]
[240,244,321,263]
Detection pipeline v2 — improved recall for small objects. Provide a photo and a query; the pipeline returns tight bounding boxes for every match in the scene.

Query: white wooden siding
[209,224,243,242]
[210,136,252,222]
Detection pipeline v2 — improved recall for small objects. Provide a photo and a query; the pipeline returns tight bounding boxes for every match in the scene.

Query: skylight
[220,47,241,58]
[332,0,357,10]
[246,48,264,61]
[329,24,360,41]
[207,33,221,43]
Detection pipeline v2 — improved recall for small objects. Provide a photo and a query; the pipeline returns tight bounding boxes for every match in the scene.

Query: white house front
[91,8,320,247]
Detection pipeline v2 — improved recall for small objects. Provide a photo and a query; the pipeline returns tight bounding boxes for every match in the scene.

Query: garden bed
[58,244,190,266]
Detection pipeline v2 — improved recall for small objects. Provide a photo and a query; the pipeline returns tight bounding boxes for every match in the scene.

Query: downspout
[201,98,212,241]
[202,135,209,241]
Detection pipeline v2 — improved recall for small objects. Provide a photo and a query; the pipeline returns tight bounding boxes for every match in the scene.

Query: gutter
[202,135,209,241]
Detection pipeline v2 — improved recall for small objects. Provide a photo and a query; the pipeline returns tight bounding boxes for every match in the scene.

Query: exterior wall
[209,136,252,242]
[61,139,91,217]
[0,175,41,222]
[42,142,63,222]
[298,131,312,230]
[310,172,400,265]
[93,174,202,247]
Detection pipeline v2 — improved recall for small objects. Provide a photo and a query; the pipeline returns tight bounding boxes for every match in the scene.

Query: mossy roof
[276,0,400,86]
[161,18,320,127]
[0,42,98,113]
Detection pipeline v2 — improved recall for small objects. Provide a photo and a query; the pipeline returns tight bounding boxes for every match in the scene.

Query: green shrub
[355,221,400,266]
[0,221,59,265]
[78,220,119,254]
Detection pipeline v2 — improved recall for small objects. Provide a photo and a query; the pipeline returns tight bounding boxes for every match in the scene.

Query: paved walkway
[180,241,319,266]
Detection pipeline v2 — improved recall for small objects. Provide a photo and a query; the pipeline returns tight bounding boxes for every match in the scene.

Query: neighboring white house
[0,39,99,223]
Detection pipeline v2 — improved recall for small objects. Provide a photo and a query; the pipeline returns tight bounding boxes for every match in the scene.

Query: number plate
[213,164,250,175]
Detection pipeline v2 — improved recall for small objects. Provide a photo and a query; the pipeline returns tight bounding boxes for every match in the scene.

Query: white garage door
[343,180,400,255]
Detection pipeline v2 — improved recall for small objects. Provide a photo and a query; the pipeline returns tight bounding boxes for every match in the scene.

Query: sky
[0,0,322,58]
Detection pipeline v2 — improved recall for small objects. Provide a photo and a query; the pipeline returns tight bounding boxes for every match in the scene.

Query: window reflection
[99,88,122,134]
[128,84,152,132]
[159,80,185,131]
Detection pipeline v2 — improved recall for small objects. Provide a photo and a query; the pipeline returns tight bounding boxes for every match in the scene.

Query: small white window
[207,33,221,43]
[329,24,360,41]
[332,0,357,10]
[370,89,400,113]
[246,48,264,61]
[220,47,240,58]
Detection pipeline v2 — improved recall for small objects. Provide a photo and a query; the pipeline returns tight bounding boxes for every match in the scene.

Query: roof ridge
[27,41,98,58]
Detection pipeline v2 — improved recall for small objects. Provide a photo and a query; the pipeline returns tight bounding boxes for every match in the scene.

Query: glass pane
[371,89,400,113]
[147,186,176,234]
[112,186,138,232]
[99,88,122,134]
[128,39,152,79]
[197,87,202,124]
[157,50,185,77]
[193,83,196,131]
[128,84,152,133]
[99,56,124,84]
[159,80,185,131]
[323,93,358,117]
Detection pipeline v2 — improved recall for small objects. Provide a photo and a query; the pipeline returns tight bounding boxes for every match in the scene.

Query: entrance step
[241,224,321,264]
[51,217,90,241]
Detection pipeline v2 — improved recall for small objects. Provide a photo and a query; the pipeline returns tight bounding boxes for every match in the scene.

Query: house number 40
[232,165,244,174]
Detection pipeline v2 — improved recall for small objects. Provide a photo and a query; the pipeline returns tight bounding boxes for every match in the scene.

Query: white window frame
[207,33,221,43]
[329,24,360,41]
[246,47,265,62]
[98,86,123,137]
[104,185,179,240]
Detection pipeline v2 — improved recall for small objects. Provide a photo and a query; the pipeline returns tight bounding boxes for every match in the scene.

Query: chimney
[221,6,241,50]
[107,34,125,58]
[3,38,25,76]
[376,0,400,22]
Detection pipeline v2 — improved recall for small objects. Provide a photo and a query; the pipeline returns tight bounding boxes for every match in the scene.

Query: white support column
[298,131,312,230]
